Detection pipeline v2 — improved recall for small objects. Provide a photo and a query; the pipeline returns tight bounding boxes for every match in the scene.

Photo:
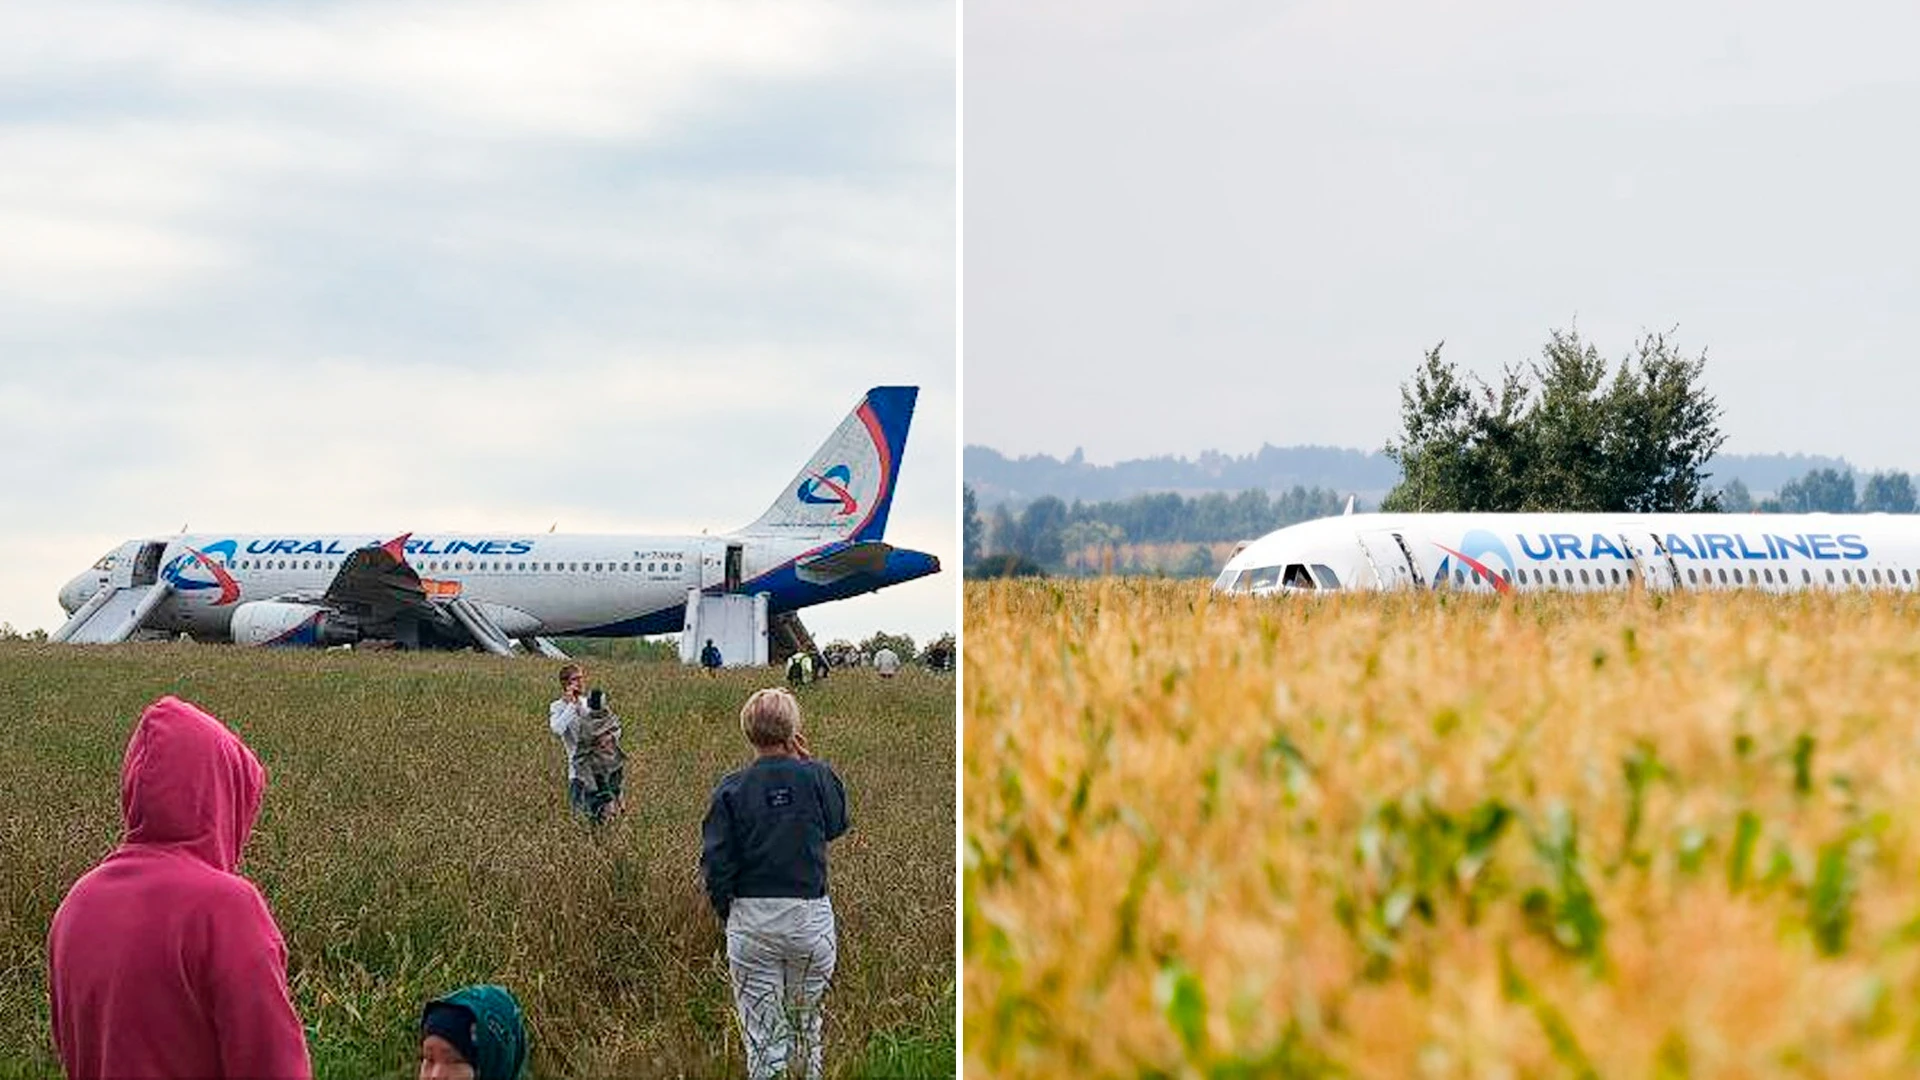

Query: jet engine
[229,601,359,647]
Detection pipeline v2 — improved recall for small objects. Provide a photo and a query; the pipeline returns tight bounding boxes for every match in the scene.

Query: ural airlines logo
[163,541,241,606]
[1431,530,1516,594]
[797,464,858,516]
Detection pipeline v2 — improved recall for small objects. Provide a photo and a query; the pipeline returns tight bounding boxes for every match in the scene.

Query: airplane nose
[58,576,87,614]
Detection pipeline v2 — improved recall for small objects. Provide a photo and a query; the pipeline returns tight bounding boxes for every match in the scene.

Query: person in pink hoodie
[47,695,311,1080]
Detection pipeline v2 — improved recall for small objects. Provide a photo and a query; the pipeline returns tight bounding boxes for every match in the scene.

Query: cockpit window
[1247,565,1282,591]
[1215,567,1246,592]
[1282,564,1316,589]
[91,552,117,571]
[1310,564,1340,589]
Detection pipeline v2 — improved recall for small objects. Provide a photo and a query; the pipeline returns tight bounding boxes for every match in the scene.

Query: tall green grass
[0,642,954,1077]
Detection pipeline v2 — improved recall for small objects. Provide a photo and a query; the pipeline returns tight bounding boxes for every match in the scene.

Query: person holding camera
[700,688,849,1080]
[568,687,627,824]
[547,663,596,817]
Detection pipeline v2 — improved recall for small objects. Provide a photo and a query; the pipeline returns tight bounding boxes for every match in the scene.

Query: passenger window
[1579,568,1590,585]
[1716,568,1727,584]
[1803,569,1811,584]
[1499,569,1513,585]
[1873,568,1883,584]
[1453,568,1465,587]
[1549,569,1559,585]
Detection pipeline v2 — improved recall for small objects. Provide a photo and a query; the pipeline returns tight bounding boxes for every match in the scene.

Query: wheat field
[964,579,1920,1077]
[0,642,954,1079]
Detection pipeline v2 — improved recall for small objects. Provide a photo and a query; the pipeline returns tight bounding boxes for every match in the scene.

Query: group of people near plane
[44,659,851,1080]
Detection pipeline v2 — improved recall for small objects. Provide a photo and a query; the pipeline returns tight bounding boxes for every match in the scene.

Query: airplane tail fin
[736,386,917,543]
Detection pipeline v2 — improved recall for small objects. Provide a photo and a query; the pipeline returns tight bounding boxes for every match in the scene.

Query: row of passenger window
[219,558,687,575]
[1440,564,1917,588]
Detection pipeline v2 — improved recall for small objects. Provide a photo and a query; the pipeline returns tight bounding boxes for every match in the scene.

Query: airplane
[53,386,940,655]
[1213,508,1920,596]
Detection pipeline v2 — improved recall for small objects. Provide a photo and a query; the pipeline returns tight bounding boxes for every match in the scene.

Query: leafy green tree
[988,503,1019,556]
[963,486,983,567]
[1776,468,1856,513]
[1860,471,1916,512]
[917,632,956,670]
[1718,478,1754,512]
[1178,544,1216,578]
[1382,327,1724,513]
[1016,496,1069,567]
[859,631,916,663]
[1602,331,1726,512]
[972,553,1045,578]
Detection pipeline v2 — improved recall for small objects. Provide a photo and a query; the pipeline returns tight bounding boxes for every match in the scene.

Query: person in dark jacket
[700,688,848,1080]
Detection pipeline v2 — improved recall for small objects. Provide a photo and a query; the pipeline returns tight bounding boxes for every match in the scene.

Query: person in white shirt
[873,647,900,678]
[547,663,592,816]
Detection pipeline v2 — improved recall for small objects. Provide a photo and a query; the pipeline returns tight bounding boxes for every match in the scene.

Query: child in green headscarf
[418,984,527,1080]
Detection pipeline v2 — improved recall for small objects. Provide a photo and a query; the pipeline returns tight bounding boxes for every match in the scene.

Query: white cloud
[0,0,955,645]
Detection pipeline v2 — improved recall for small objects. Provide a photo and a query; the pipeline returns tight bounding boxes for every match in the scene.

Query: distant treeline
[966,443,1855,509]
[969,486,1345,575]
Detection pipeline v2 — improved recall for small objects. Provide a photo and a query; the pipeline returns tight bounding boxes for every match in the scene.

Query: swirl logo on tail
[797,464,859,516]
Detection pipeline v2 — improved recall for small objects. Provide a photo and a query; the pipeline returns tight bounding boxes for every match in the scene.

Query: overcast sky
[966,1,1920,474]
[0,0,955,647]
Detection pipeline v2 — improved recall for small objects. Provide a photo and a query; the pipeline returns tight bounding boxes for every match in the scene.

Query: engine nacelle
[229,601,359,647]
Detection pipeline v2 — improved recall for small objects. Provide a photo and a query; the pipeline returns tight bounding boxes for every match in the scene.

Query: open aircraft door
[1619,531,1681,592]
[1356,530,1427,591]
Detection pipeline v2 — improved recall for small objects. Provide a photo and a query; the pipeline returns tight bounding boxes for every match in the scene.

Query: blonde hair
[740,688,800,748]
[557,663,583,686]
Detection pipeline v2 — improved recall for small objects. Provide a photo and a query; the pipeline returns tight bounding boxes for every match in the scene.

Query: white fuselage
[58,531,819,640]
[1216,512,1920,595]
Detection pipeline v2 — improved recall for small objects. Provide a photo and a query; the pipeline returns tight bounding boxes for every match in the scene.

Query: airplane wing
[320,533,429,624]
[794,540,894,585]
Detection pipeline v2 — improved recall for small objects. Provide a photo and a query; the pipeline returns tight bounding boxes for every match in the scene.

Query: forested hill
[966,444,1854,507]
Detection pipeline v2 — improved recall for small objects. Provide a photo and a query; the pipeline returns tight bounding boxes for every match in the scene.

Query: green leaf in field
[1792,732,1816,796]
[1810,837,1854,956]
[1728,809,1761,892]
[1155,960,1208,1057]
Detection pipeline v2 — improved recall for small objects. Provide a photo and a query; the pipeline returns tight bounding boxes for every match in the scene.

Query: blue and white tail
[737,386,917,543]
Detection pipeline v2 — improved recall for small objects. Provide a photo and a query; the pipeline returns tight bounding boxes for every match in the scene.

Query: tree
[1016,496,1069,568]
[918,632,956,671]
[1178,544,1216,578]
[859,632,916,664]
[972,553,1045,578]
[1775,468,1856,513]
[1602,331,1726,512]
[1381,345,1532,511]
[1382,327,1724,513]
[988,503,1019,557]
[1860,471,1916,513]
[1719,478,1754,512]
[963,486,983,567]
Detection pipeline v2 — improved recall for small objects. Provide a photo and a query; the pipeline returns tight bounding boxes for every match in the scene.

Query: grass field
[0,642,954,1079]
[965,579,1920,1077]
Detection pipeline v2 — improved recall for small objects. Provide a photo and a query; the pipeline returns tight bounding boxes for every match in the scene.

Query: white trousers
[725,896,837,1080]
